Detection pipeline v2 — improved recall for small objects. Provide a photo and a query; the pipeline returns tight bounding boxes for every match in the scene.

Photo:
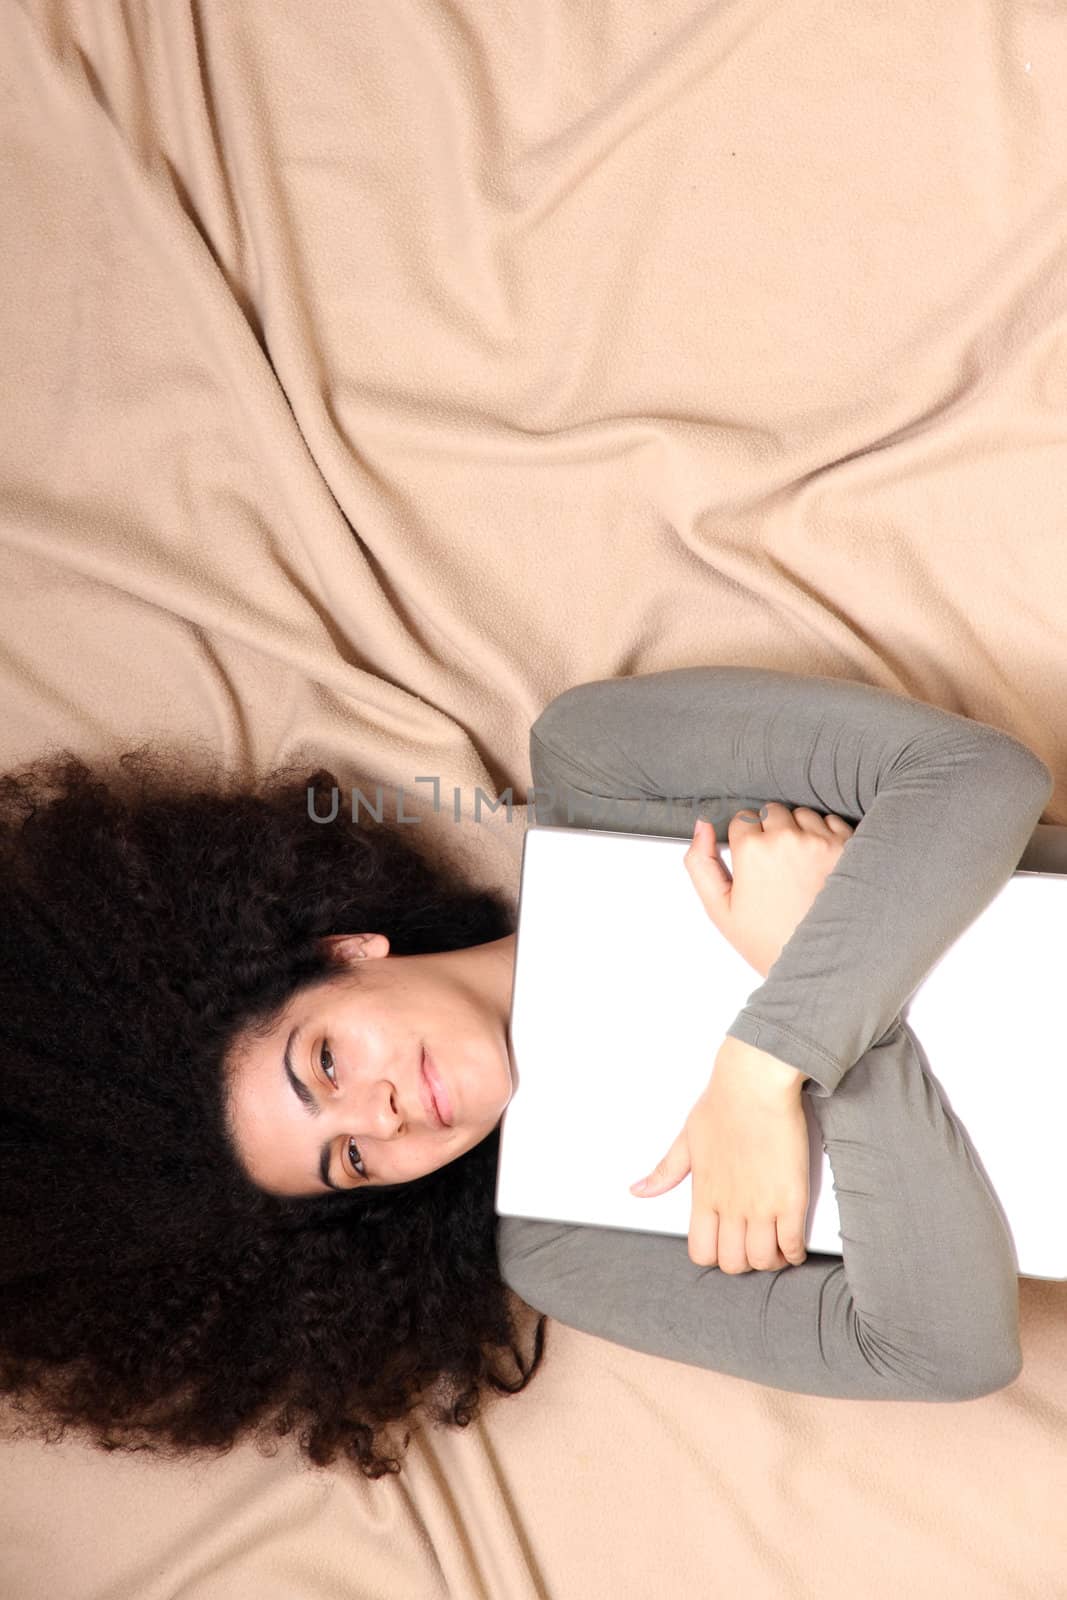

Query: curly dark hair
[0,743,547,1479]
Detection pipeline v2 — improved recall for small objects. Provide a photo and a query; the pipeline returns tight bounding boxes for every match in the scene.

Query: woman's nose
[336,1081,401,1134]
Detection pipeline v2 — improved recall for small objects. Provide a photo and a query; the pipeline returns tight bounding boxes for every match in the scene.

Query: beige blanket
[2,2,1066,1594]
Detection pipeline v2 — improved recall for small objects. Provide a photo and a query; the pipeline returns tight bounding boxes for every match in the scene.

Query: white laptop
[495,825,1067,1281]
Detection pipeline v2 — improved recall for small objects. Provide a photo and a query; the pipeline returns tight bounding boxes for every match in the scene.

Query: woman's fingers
[715,1216,788,1275]
[752,802,791,831]
[630,1125,691,1197]
[694,1215,803,1274]
[747,803,855,840]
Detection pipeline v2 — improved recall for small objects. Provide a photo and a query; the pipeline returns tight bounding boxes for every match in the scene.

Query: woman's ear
[318,932,390,964]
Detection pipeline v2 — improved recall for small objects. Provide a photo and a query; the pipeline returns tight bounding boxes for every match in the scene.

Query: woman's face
[223,932,517,1197]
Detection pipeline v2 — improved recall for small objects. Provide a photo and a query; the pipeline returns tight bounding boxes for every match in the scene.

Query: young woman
[0,667,1052,1480]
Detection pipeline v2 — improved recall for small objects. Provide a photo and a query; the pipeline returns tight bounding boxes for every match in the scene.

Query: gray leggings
[498,1017,1023,1401]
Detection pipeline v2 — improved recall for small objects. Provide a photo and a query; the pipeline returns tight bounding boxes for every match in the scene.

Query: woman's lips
[422,1048,454,1127]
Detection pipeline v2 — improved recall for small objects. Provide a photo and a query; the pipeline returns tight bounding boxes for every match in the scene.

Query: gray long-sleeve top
[498,667,1054,1402]
[526,666,1054,1095]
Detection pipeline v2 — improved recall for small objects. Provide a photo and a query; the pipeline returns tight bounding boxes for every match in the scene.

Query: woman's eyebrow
[283,1023,343,1193]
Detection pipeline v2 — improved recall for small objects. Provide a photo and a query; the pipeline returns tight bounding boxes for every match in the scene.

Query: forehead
[236,965,376,1054]
[222,987,329,1154]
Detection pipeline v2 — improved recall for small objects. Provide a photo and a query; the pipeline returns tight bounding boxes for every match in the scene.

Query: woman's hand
[630,1036,810,1271]
[626,803,856,1272]
[684,803,856,979]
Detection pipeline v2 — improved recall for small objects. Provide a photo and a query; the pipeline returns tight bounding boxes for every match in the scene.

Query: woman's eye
[320,1042,367,1182]
[346,1136,367,1181]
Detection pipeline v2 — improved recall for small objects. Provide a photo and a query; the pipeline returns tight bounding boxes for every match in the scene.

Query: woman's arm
[529,666,1053,1096]
[498,1022,1023,1401]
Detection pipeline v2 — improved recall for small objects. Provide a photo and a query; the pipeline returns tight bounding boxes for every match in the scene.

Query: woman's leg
[498,1021,1022,1401]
